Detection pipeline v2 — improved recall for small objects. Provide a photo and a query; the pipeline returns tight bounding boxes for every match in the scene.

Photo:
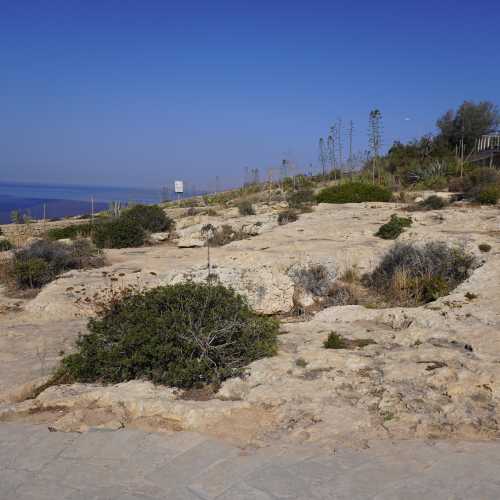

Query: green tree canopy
[436,100,500,153]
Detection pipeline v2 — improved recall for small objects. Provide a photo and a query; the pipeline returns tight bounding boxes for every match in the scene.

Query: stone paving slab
[1,424,500,499]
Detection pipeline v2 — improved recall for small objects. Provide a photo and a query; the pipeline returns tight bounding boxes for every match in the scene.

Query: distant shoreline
[0,181,164,224]
[0,197,109,224]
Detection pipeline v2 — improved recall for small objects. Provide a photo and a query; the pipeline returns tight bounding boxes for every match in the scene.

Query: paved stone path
[1,423,500,499]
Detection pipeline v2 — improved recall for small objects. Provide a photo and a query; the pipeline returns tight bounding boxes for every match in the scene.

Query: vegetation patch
[316,182,392,204]
[324,331,376,349]
[412,195,448,211]
[237,200,255,216]
[278,209,298,225]
[92,217,146,249]
[287,189,315,209]
[364,242,476,305]
[2,239,104,290]
[324,282,358,306]
[475,186,499,205]
[289,263,334,297]
[121,204,174,232]
[58,283,279,389]
[0,239,13,251]
[375,214,412,240]
[46,223,95,240]
[205,224,249,246]
[478,243,492,253]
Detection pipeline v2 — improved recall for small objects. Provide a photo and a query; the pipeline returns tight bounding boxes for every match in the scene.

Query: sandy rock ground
[1,201,499,449]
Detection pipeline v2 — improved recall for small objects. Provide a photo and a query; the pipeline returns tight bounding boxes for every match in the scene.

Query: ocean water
[0,182,164,224]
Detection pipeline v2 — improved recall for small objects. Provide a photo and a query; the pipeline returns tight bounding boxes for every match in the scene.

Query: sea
[0,182,166,224]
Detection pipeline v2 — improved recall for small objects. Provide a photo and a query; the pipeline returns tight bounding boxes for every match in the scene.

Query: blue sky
[1,0,499,189]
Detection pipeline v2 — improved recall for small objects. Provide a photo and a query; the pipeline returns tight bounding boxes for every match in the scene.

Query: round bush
[60,283,279,388]
[419,195,447,210]
[365,242,475,305]
[237,200,255,216]
[287,189,315,209]
[121,204,174,232]
[375,215,412,240]
[475,186,499,205]
[92,218,145,248]
[316,183,392,203]
[9,239,104,289]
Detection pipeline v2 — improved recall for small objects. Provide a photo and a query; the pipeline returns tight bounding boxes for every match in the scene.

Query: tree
[436,100,500,154]
[368,109,383,183]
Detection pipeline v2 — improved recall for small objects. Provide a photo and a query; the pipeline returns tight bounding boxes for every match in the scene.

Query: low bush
[6,239,104,289]
[478,243,492,253]
[324,282,358,306]
[464,167,499,192]
[278,209,298,225]
[237,200,255,216]
[324,332,347,349]
[92,217,146,249]
[375,214,412,240]
[323,331,374,349]
[289,263,334,297]
[121,204,174,232]
[365,242,476,305]
[462,168,500,202]
[419,195,448,210]
[208,224,248,246]
[46,223,94,240]
[475,186,499,205]
[0,239,13,251]
[59,283,279,388]
[316,182,392,204]
[287,189,315,209]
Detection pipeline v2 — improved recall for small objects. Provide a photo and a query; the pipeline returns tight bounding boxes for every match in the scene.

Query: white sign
[174,180,184,193]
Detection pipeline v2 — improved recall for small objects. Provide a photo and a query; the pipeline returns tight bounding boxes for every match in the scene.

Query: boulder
[149,232,170,243]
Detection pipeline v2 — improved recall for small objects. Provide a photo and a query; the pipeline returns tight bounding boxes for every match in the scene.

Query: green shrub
[419,195,447,210]
[121,204,174,232]
[478,243,492,253]
[92,218,145,249]
[475,186,499,205]
[365,242,475,305]
[237,200,255,216]
[287,189,315,209]
[324,332,347,349]
[316,182,392,203]
[59,283,279,388]
[464,167,499,192]
[46,223,94,240]
[375,214,412,240]
[8,239,104,289]
[278,209,298,225]
[419,275,449,303]
[13,257,50,289]
[0,239,13,251]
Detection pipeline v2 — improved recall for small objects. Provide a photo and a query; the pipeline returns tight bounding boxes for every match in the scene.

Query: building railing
[477,134,500,152]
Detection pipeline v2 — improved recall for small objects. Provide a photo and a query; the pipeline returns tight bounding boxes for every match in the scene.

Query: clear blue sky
[1,0,499,189]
